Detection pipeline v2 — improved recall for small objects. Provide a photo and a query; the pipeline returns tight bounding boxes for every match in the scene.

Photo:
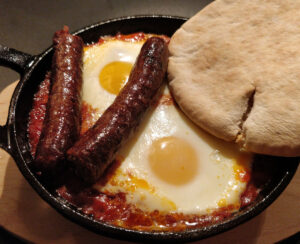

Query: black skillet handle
[0,44,34,152]
[0,45,33,73]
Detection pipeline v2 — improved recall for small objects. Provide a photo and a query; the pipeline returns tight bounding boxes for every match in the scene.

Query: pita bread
[168,0,300,156]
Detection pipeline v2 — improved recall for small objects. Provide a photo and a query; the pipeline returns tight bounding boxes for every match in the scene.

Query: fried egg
[82,37,252,215]
[82,39,145,117]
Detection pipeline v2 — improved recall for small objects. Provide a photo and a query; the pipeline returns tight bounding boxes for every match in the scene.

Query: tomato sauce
[56,181,257,231]
[28,72,50,156]
[27,33,263,232]
[84,32,170,48]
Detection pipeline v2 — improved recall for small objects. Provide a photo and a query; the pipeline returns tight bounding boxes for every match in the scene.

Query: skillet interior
[8,16,299,242]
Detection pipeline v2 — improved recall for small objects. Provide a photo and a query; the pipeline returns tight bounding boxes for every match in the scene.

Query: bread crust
[168,0,300,156]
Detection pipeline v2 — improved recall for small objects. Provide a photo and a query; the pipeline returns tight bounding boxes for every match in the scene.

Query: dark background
[0,0,212,92]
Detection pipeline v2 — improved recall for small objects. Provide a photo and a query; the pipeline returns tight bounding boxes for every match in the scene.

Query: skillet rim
[5,15,299,243]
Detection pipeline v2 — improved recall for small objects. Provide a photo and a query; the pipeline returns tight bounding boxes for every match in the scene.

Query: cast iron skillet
[0,16,298,243]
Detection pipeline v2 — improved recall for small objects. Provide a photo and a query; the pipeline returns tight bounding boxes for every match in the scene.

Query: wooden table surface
[0,81,300,244]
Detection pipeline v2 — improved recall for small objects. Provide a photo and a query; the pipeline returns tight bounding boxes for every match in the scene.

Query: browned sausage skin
[34,26,83,173]
[67,37,169,184]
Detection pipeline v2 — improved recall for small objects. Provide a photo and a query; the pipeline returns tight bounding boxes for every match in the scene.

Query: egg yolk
[99,61,133,94]
[148,136,198,185]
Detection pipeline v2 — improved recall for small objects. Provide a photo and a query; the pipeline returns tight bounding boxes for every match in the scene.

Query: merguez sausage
[34,26,83,174]
[67,37,169,184]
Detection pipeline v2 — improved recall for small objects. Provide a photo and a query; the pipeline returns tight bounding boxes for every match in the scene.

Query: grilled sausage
[34,26,83,174]
[67,37,168,184]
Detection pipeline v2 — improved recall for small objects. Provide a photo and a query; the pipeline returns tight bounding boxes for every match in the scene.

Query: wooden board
[0,81,299,244]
